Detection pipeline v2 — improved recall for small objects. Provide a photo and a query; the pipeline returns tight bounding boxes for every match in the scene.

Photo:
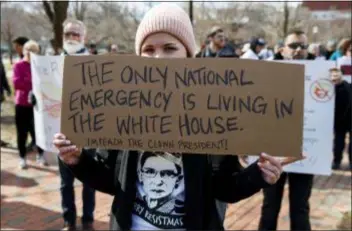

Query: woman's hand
[53,133,81,165]
[258,153,305,185]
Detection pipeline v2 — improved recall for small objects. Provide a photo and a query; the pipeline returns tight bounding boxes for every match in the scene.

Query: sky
[14,0,302,13]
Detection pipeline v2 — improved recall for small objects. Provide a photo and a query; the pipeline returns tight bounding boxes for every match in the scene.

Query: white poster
[31,54,64,153]
[248,60,335,175]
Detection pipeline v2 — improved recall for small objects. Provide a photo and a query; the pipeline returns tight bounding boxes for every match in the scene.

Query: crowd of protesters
[1,3,351,231]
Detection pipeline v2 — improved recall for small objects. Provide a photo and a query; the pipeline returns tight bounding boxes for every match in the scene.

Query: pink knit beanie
[135,3,197,57]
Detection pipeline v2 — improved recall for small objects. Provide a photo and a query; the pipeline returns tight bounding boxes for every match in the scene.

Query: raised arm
[64,148,119,195]
[53,133,120,195]
[211,155,271,203]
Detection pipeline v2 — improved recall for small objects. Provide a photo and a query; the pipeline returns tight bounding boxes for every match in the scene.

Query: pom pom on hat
[135,3,196,57]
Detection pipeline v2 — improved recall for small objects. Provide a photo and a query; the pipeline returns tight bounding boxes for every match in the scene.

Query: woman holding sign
[53,3,300,230]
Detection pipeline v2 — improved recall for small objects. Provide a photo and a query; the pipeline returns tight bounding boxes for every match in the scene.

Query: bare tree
[0,3,24,63]
[72,1,88,21]
[82,2,139,51]
[2,20,15,64]
[42,0,69,54]
[283,1,289,38]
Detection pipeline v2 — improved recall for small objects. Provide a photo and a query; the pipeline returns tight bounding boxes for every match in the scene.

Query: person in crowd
[89,42,98,55]
[266,42,284,61]
[195,26,240,223]
[234,45,242,57]
[330,67,352,170]
[337,38,352,79]
[308,43,325,60]
[0,56,12,147]
[330,38,349,61]
[53,3,302,230]
[196,26,237,57]
[259,46,274,60]
[258,29,315,231]
[12,40,47,169]
[274,41,284,55]
[241,42,250,56]
[59,18,95,231]
[12,37,29,59]
[241,37,266,60]
[325,40,337,60]
[110,44,118,54]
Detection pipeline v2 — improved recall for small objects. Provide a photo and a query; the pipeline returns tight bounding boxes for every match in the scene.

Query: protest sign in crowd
[1,3,351,231]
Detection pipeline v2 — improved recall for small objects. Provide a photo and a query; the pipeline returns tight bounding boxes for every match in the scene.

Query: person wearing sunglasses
[259,29,315,231]
[273,29,314,61]
[196,26,237,58]
[62,19,89,56]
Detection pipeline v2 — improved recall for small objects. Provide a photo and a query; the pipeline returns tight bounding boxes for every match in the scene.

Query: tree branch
[42,0,54,24]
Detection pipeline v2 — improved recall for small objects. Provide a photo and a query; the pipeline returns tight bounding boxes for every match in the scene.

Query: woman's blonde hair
[23,40,40,55]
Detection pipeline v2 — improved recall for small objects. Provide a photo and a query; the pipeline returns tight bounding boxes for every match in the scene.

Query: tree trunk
[5,21,13,64]
[283,1,289,39]
[52,2,68,54]
[42,1,69,55]
[7,39,13,65]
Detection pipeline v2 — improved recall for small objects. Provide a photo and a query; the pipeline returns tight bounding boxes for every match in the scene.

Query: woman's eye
[143,47,154,53]
[164,46,177,52]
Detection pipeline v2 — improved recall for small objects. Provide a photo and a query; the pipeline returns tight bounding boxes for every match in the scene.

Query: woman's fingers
[258,161,281,179]
[260,153,282,172]
[54,133,66,139]
[59,145,77,154]
[260,167,277,184]
[53,139,71,147]
[280,154,306,166]
[53,133,81,165]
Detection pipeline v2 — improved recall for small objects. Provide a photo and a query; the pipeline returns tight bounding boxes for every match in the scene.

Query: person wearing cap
[258,29,315,231]
[241,38,266,60]
[196,26,237,58]
[59,18,95,231]
[53,3,302,230]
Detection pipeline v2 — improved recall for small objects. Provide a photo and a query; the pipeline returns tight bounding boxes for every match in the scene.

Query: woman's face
[141,32,187,58]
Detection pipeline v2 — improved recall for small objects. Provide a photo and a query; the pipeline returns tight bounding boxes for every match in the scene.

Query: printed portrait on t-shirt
[131,152,185,230]
[137,152,184,213]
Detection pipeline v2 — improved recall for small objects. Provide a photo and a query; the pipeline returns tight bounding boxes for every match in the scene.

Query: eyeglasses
[287,43,308,50]
[141,168,178,179]
[64,32,80,37]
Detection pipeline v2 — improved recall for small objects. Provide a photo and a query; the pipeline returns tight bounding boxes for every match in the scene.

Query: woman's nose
[154,50,165,58]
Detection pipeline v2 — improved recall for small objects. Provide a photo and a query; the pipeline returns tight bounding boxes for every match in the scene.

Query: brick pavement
[1,148,351,230]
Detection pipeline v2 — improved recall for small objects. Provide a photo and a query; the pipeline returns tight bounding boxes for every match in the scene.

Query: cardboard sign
[61,56,305,156]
